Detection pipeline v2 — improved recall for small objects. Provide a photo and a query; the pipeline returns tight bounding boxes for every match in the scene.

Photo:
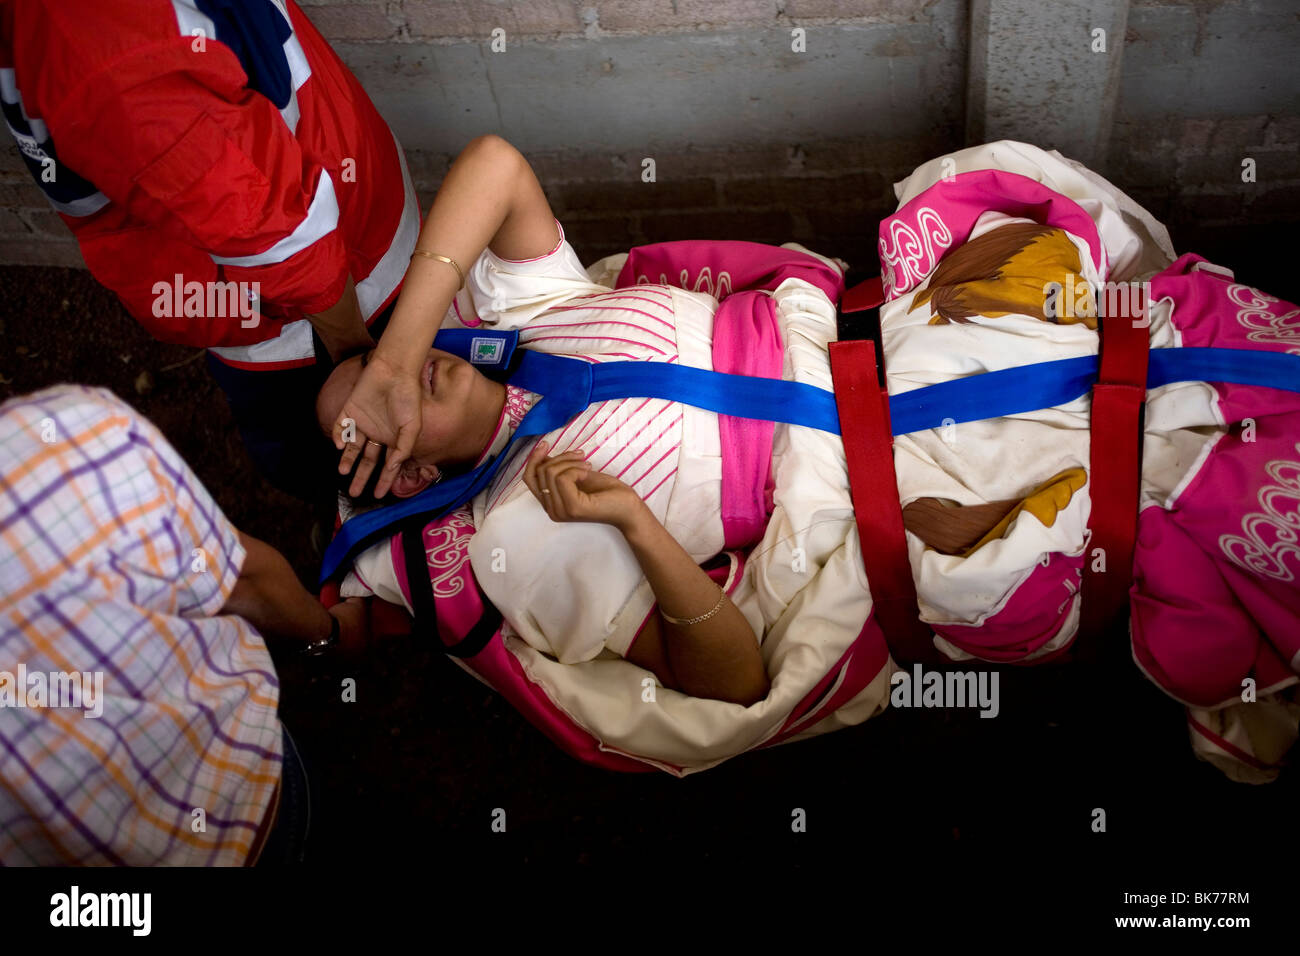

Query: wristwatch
[303,614,341,657]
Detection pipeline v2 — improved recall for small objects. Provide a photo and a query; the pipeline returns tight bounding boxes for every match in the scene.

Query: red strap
[842,276,885,313]
[319,580,341,609]
[828,339,935,664]
[1081,294,1150,643]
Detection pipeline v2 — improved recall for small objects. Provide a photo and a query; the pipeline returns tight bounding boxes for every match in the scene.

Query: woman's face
[318,347,498,479]
[409,347,488,461]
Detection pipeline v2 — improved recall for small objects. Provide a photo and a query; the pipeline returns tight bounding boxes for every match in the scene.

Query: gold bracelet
[660,585,726,626]
[410,249,465,290]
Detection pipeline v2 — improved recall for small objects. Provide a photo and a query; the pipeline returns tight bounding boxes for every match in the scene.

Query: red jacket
[0,0,419,369]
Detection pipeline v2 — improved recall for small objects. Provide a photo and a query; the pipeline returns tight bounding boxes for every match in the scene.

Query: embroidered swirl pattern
[424,508,475,598]
[1218,443,1300,583]
[503,384,534,429]
[637,268,733,299]
[878,206,952,299]
[1228,283,1300,354]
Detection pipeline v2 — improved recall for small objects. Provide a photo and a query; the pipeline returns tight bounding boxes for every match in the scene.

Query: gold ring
[366,440,383,448]
[541,488,552,495]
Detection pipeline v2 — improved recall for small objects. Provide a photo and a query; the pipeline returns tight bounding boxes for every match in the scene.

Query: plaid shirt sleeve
[0,385,282,865]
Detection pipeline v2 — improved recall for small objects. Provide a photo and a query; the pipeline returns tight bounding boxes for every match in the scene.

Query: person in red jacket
[0,0,420,501]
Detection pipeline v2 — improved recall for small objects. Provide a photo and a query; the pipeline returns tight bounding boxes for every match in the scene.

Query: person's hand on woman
[522,440,649,533]
[332,350,423,498]
[330,134,563,498]
[327,596,371,655]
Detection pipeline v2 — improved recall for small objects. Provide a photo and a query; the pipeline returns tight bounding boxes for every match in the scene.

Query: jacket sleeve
[46,41,349,319]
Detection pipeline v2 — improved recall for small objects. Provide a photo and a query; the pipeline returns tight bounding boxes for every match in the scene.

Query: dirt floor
[1,219,1296,869]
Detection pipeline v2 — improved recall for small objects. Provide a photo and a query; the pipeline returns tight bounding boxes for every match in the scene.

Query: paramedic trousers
[256,722,311,866]
[206,300,396,504]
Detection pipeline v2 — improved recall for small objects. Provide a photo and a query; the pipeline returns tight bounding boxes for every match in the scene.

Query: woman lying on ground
[316,135,1011,708]
[319,135,1299,781]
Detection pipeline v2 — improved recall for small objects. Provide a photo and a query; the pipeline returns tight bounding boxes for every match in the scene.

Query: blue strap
[590,362,843,432]
[1147,346,1300,392]
[320,342,1300,582]
[430,328,521,370]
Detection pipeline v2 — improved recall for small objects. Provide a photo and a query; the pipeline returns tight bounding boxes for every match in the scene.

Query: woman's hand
[522,440,648,533]
[333,351,423,498]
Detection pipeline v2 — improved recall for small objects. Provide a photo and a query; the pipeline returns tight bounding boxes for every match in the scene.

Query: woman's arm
[522,442,771,706]
[619,511,770,706]
[335,134,560,497]
[307,274,372,362]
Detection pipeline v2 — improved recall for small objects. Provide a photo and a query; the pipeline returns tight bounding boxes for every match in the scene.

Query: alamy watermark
[0,666,104,718]
[890,663,1000,718]
[151,274,260,328]
[1043,275,1151,326]
[50,886,150,936]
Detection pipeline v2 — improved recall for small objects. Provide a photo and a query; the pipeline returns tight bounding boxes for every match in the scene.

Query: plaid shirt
[0,386,281,865]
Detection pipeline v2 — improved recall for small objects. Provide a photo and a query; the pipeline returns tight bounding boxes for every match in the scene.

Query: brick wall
[2,0,1298,274]
[1111,0,1300,252]
[296,0,934,42]
[410,134,954,268]
[325,0,968,268]
[0,154,87,268]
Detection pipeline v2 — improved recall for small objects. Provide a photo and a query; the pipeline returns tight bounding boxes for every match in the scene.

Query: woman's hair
[333,440,390,507]
[327,438,474,510]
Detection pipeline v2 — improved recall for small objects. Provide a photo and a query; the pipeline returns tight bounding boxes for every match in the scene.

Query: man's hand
[333,350,423,498]
[223,531,343,645]
[522,441,649,533]
[328,596,370,654]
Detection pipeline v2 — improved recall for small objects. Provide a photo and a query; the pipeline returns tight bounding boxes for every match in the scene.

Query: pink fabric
[1125,257,1300,707]
[389,508,484,651]
[1131,424,1300,707]
[932,554,1085,663]
[712,293,782,548]
[615,238,845,304]
[878,169,1107,300]
[616,239,842,549]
